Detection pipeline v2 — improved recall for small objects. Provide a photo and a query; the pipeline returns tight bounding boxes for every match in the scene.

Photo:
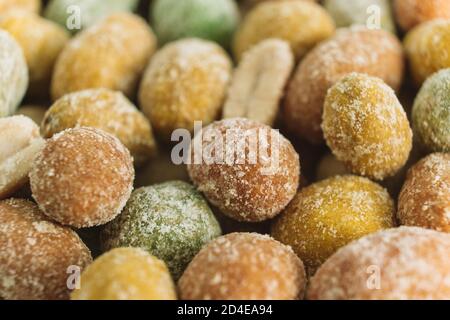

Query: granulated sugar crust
[187,118,300,222]
[30,127,134,228]
[0,199,92,300]
[308,227,450,300]
[179,233,306,300]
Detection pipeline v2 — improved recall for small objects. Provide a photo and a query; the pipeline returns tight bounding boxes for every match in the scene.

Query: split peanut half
[0,115,45,199]
[223,39,294,126]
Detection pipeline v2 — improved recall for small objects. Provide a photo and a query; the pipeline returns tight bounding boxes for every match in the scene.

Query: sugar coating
[139,38,232,140]
[284,27,404,144]
[102,181,221,280]
[412,68,450,153]
[398,153,450,233]
[324,0,395,33]
[187,118,300,222]
[42,88,156,166]
[51,13,156,101]
[0,11,69,99]
[405,19,450,87]
[223,39,294,126]
[272,175,394,275]
[394,0,450,32]
[322,73,412,180]
[71,248,176,300]
[45,0,139,33]
[308,227,450,300]
[0,115,44,199]
[0,29,28,118]
[233,0,335,61]
[0,116,40,166]
[152,0,240,48]
[30,127,135,228]
[179,233,306,300]
[0,0,40,14]
[0,199,92,300]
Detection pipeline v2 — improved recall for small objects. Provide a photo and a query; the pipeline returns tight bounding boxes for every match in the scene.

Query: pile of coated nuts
[0,0,449,300]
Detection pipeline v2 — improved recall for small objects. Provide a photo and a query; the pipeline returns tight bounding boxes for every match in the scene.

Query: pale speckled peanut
[0,115,44,199]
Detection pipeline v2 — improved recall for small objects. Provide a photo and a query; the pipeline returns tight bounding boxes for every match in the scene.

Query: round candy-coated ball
[272,175,395,275]
[398,153,450,233]
[187,118,300,222]
[151,0,240,48]
[42,88,156,166]
[283,27,404,144]
[179,233,306,300]
[0,11,69,99]
[234,0,335,61]
[51,13,156,101]
[412,68,450,153]
[30,127,135,228]
[102,181,222,279]
[71,247,176,300]
[394,0,450,32]
[138,38,232,140]
[322,73,412,180]
[308,227,450,300]
[404,19,450,87]
[0,199,92,300]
